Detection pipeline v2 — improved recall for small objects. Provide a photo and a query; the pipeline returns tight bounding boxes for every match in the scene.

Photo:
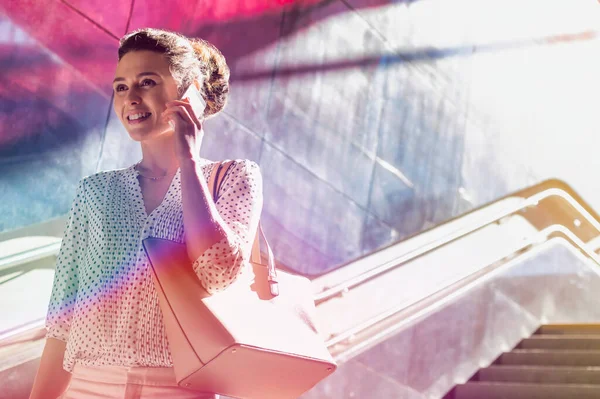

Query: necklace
[134,161,171,181]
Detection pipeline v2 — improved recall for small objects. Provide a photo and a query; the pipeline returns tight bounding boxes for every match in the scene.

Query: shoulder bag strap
[209,160,279,297]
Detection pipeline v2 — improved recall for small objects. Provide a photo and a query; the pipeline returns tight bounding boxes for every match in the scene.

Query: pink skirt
[60,364,217,399]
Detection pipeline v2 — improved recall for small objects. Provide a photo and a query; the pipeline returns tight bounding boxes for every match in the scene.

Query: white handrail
[315,188,600,303]
[326,224,600,355]
[0,242,61,272]
[3,187,599,354]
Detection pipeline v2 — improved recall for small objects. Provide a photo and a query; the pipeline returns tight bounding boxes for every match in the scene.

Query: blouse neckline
[127,163,181,220]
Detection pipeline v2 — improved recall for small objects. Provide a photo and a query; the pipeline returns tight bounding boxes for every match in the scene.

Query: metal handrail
[326,224,600,352]
[0,319,46,347]
[2,187,599,353]
[5,189,597,302]
[0,242,61,272]
[315,188,600,303]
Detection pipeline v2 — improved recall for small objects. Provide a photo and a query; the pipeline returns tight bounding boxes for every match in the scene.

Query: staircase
[447,324,600,399]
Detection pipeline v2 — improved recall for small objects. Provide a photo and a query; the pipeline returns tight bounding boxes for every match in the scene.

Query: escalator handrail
[326,223,600,354]
[315,187,600,304]
[0,242,61,273]
[0,319,46,348]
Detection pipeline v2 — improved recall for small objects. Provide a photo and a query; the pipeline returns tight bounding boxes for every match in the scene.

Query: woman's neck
[136,138,180,176]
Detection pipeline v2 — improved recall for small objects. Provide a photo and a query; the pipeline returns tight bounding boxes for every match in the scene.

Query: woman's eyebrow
[113,72,161,83]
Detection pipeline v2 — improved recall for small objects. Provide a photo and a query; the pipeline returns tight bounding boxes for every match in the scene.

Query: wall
[2,0,600,274]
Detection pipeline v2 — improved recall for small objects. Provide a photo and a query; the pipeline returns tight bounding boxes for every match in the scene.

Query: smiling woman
[28,28,263,399]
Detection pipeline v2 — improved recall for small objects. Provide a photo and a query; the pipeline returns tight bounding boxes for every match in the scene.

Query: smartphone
[182,82,206,120]
[168,82,206,130]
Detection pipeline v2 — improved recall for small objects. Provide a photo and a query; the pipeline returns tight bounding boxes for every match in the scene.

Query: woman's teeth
[128,112,151,121]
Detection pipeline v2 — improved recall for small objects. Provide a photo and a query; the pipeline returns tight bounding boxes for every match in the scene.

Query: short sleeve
[192,160,263,294]
[45,179,88,341]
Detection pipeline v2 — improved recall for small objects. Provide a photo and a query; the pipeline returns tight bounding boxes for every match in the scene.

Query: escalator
[448,324,600,399]
[1,180,600,398]
[302,180,600,398]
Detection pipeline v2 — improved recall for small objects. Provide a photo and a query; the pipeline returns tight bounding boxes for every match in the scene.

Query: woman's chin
[126,129,150,142]
[126,125,173,142]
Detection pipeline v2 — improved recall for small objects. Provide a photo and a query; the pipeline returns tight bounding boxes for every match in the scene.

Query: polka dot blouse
[45,159,263,372]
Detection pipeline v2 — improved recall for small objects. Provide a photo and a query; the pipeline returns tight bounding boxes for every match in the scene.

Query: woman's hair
[118,28,230,118]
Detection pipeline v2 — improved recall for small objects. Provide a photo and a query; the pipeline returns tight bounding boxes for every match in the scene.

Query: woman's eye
[113,79,155,93]
[141,79,156,87]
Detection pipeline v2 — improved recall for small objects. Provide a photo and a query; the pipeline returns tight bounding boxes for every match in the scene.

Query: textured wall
[2,0,600,274]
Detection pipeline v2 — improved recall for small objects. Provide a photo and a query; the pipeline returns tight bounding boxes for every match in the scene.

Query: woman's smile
[126,111,153,125]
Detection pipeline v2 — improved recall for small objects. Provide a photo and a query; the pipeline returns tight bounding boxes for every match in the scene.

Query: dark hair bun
[190,39,230,118]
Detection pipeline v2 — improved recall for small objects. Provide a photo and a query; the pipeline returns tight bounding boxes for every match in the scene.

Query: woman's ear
[193,79,201,90]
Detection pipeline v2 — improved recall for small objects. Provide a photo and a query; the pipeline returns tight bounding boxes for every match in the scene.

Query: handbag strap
[208,160,279,297]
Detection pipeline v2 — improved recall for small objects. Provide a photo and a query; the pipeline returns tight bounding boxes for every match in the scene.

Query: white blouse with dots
[45,159,263,372]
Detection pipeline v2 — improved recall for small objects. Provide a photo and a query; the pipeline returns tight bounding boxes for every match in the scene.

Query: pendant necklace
[134,161,170,181]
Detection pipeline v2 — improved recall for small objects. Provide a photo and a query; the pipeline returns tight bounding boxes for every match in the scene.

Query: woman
[29,28,263,399]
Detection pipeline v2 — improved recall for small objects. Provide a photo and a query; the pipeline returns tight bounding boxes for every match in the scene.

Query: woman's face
[112,50,180,142]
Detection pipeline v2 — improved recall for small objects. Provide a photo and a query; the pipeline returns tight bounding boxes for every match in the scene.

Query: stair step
[454,381,600,399]
[536,324,600,335]
[519,336,600,350]
[498,349,600,366]
[477,365,600,384]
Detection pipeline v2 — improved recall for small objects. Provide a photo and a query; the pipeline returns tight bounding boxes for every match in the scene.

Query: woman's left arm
[179,158,263,294]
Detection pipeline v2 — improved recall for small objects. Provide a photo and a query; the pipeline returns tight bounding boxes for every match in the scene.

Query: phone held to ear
[168,83,207,130]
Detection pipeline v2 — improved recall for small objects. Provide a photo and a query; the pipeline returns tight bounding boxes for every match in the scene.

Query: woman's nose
[125,90,142,105]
